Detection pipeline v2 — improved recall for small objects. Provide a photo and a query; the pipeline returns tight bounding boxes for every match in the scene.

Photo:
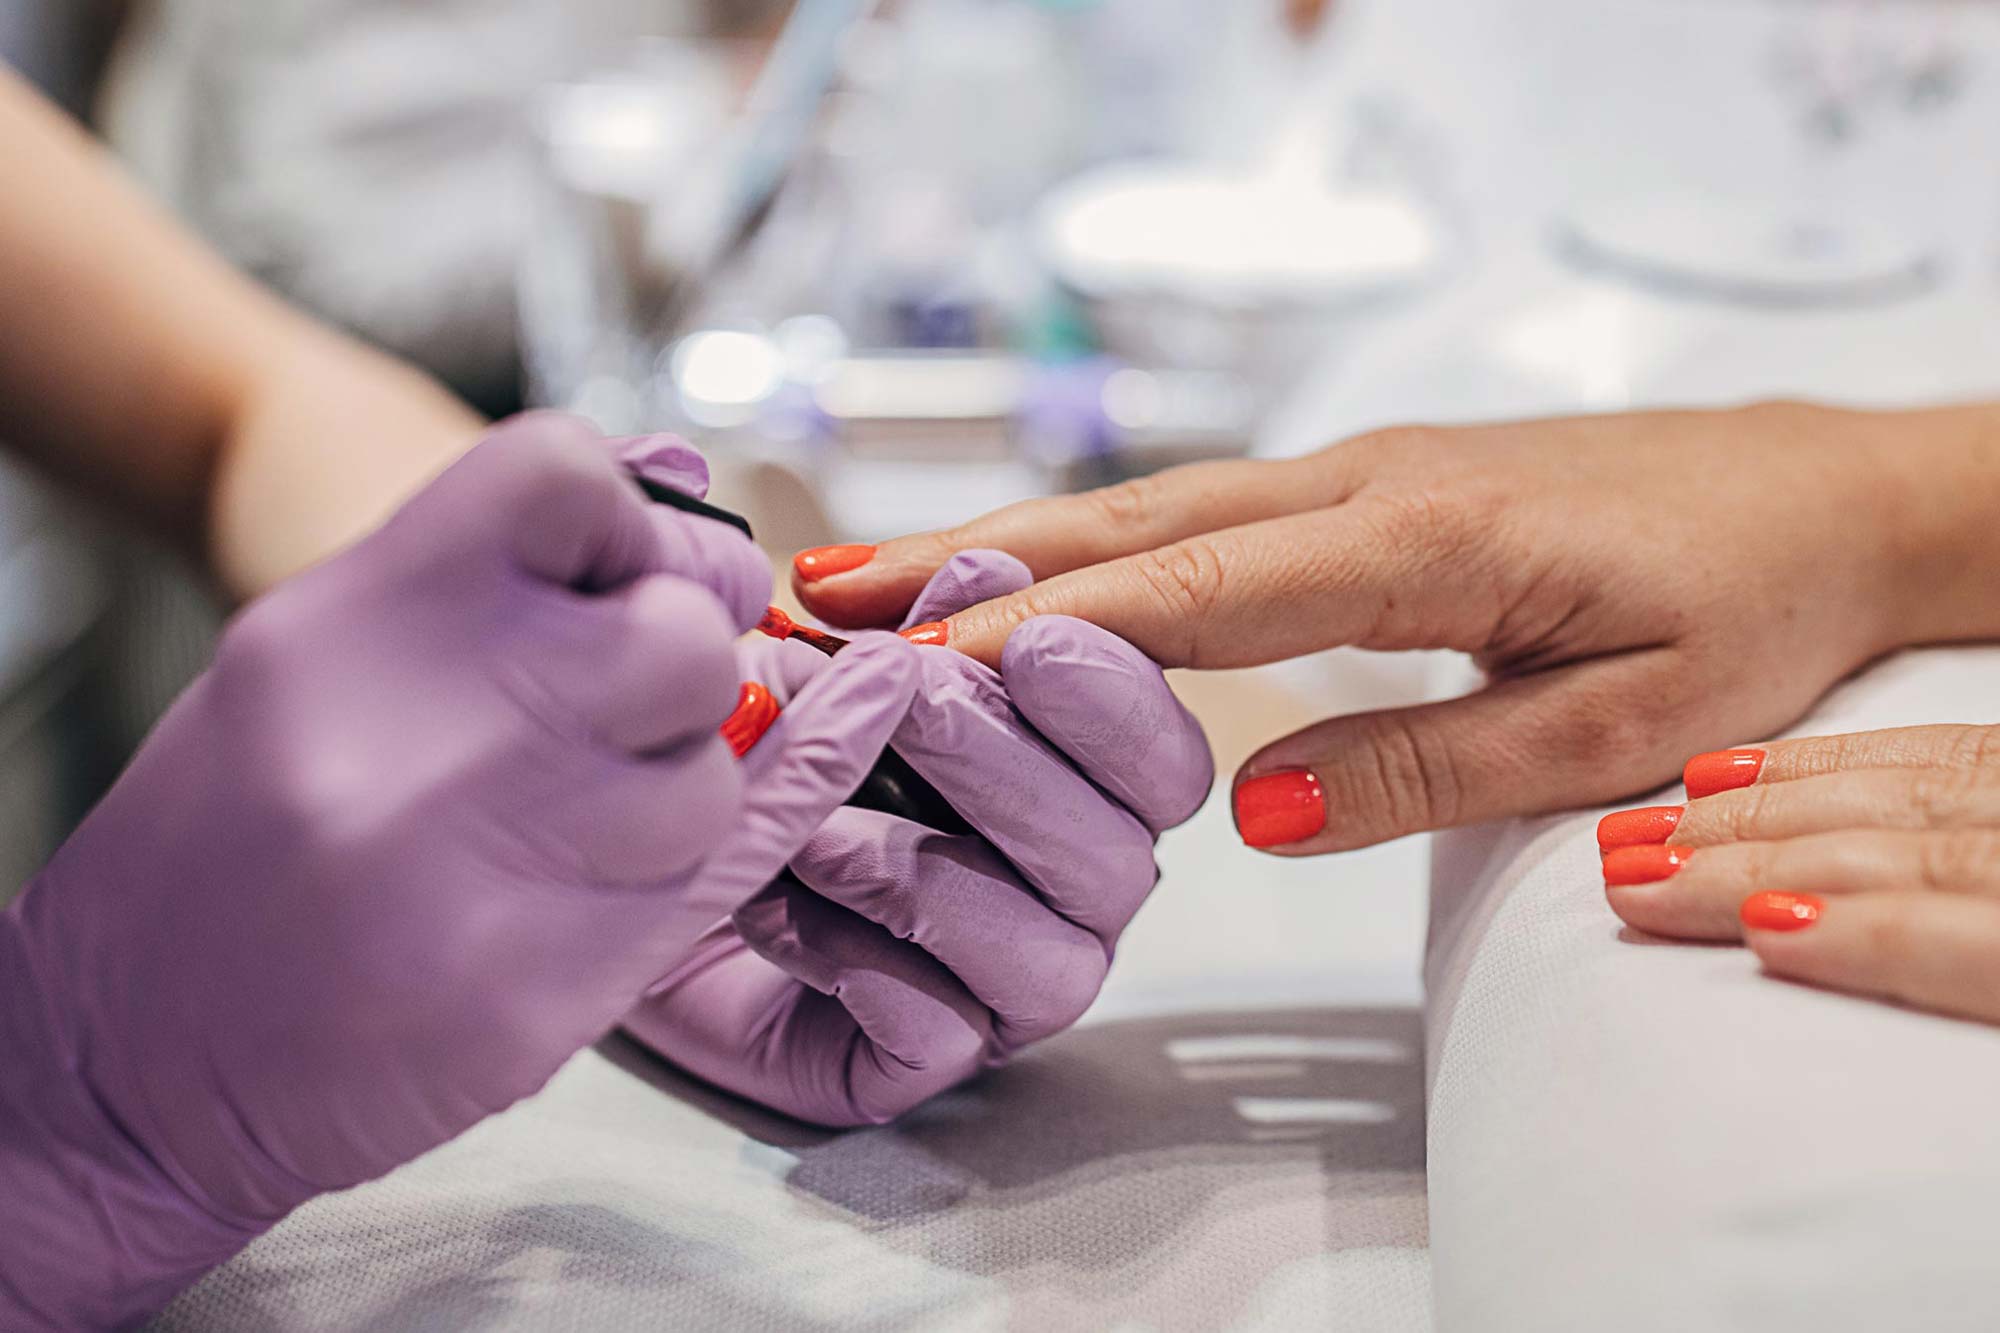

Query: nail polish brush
[630,476,972,836]
[747,605,972,835]
[756,605,853,656]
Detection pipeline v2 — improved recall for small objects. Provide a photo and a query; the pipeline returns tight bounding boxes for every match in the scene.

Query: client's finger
[792,453,1360,628]
[1682,723,2000,798]
[1742,890,2000,1025]
[1604,829,2000,942]
[898,495,1515,671]
[1234,650,1691,854]
[1671,767,2000,847]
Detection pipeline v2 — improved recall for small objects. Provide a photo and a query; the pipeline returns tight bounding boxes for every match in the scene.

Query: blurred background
[6,0,2000,949]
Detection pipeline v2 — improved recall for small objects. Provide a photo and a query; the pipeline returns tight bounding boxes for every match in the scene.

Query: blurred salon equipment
[1265,0,2000,454]
[523,0,1448,544]
[100,0,797,416]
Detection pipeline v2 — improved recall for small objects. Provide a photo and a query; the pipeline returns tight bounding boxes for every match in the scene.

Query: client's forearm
[1854,402,2000,650]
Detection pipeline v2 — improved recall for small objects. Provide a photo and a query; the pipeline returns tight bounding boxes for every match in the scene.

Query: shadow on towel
[604,1006,1428,1288]
[155,1008,1428,1330]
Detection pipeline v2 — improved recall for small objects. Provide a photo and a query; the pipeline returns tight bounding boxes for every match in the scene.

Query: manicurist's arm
[0,67,481,596]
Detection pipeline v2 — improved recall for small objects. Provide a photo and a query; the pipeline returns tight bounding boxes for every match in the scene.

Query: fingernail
[1684,748,1765,799]
[793,544,877,583]
[1597,805,1684,853]
[1235,770,1327,849]
[1740,890,1823,933]
[1602,843,1694,886]
[719,682,781,759]
[900,621,949,647]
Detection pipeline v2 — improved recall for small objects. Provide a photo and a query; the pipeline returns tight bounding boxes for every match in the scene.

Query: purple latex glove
[0,414,919,1329]
[623,550,1214,1127]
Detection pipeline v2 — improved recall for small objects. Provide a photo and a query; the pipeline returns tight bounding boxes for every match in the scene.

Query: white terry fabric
[1425,647,2000,1333]
[153,784,1434,1331]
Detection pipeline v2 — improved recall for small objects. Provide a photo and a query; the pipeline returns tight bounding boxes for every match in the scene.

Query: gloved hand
[0,414,920,1329]
[623,550,1213,1127]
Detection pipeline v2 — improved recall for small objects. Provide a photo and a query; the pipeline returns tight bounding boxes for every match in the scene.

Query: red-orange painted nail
[1602,843,1694,886]
[1596,805,1684,854]
[1740,890,1823,933]
[1235,770,1327,849]
[719,682,781,759]
[900,621,949,647]
[1684,748,1765,799]
[793,544,877,583]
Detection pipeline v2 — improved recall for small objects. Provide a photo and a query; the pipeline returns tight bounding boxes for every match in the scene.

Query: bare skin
[1603,724,2000,1026]
[0,69,480,597]
[800,408,2000,1021]
[797,404,2000,853]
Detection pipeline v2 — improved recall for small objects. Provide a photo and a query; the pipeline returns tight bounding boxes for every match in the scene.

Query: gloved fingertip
[642,509,772,633]
[1002,615,1215,833]
[940,547,1032,588]
[903,549,1034,627]
[613,433,711,500]
[736,634,832,704]
[716,540,776,634]
[814,633,922,723]
[832,631,921,684]
[999,613,1143,673]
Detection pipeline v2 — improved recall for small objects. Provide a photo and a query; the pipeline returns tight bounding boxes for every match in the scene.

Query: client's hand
[623,551,1213,1127]
[1599,724,2000,1024]
[790,403,2000,853]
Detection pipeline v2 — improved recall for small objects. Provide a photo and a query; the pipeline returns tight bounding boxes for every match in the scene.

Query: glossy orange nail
[719,682,781,759]
[1740,890,1823,933]
[900,621,949,647]
[793,544,877,583]
[1596,805,1684,854]
[1235,770,1327,849]
[1602,843,1694,886]
[1684,748,1765,799]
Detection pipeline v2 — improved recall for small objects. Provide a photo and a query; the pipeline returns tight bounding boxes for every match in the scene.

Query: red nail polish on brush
[1597,805,1684,853]
[1684,748,1765,799]
[756,605,851,656]
[1235,770,1326,849]
[793,545,876,583]
[1741,890,1822,933]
